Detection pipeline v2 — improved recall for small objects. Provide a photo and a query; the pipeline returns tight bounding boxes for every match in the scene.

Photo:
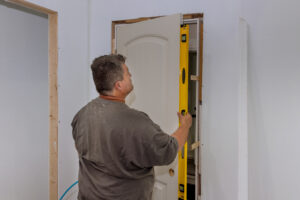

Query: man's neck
[100,94,125,103]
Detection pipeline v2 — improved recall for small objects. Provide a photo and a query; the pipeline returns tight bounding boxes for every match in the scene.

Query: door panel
[116,14,180,200]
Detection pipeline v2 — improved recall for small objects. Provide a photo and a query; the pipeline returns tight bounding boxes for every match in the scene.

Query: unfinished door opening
[112,13,203,200]
[184,19,202,200]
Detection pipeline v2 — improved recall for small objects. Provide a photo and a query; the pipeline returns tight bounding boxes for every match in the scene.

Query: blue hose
[59,181,78,200]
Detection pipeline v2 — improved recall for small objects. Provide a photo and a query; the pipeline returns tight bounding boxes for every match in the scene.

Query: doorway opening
[111,13,203,200]
[185,20,203,200]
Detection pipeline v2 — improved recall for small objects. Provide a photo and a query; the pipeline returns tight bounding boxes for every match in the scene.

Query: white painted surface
[6,0,299,199]
[89,0,300,199]
[116,14,180,200]
[0,2,48,199]
[242,0,300,199]
[56,0,300,198]
[238,18,248,200]
[24,0,90,198]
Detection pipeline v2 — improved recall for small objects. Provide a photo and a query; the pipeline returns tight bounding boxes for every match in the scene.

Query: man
[72,54,192,200]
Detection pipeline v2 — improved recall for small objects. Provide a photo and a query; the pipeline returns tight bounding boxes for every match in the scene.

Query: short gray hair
[91,54,126,95]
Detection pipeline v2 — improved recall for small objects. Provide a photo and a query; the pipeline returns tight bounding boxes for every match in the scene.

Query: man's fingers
[187,112,192,118]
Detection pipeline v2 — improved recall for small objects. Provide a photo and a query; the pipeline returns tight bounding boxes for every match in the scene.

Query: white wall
[5,0,300,199]
[242,0,300,199]
[0,2,48,199]
[89,0,300,199]
[89,0,241,200]
[23,0,90,198]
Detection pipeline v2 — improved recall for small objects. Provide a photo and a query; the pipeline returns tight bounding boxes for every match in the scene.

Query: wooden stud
[183,13,203,19]
[111,22,115,53]
[6,1,58,199]
[191,75,201,81]
[49,13,58,200]
[191,141,201,150]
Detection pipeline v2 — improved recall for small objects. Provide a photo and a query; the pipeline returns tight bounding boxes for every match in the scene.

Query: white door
[116,14,181,200]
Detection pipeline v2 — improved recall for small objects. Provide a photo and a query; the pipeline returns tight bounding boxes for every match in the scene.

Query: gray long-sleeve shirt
[71,97,178,200]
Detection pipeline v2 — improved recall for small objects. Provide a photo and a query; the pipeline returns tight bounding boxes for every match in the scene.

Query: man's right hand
[177,112,192,128]
[172,112,192,150]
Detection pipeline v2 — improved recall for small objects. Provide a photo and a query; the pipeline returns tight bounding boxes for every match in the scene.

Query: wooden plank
[111,21,116,54]
[191,75,201,81]
[6,0,56,14]
[183,13,203,19]
[49,13,58,200]
[112,13,203,25]
[191,141,201,150]
[112,16,160,25]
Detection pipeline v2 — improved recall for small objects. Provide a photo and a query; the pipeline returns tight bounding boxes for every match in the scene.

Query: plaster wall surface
[0,2,48,199]
[7,0,300,199]
[26,0,90,197]
[241,0,300,199]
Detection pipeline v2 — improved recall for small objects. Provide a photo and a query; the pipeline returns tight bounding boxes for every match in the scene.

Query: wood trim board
[48,13,58,200]
[6,1,58,200]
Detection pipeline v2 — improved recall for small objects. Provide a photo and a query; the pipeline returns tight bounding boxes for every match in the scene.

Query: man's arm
[171,112,192,150]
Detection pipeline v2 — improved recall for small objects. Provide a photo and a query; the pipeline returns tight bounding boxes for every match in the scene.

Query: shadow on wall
[0,0,47,19]
[248,67,273,200]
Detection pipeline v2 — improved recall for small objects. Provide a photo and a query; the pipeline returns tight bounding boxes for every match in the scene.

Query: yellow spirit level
[178,24,189,200]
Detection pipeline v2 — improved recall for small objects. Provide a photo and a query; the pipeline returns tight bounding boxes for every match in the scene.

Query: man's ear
[114,81,122,90]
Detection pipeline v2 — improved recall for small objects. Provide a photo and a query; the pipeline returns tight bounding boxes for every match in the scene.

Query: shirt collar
[100,94,125,103]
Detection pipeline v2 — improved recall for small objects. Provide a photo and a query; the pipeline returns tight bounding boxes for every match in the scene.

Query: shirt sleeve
[122,111,179,169]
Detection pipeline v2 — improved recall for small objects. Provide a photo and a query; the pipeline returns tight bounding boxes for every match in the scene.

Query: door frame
[111,13,204,198]
[6,1,58,199]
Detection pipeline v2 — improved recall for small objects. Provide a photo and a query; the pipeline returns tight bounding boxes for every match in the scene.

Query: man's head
[91,54,133,98]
